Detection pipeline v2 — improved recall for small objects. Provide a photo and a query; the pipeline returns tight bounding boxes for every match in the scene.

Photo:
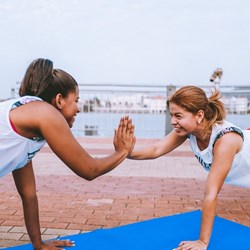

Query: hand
[113,116,136,156]
[174,240,207,250]
[34,239,75,250]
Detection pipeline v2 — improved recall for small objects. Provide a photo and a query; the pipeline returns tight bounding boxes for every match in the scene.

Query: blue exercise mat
[6,210,250,250]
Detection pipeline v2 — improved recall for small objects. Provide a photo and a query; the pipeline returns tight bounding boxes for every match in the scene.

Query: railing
[74,84,169,138]
[10,83,250,138]
[73,83,250,137]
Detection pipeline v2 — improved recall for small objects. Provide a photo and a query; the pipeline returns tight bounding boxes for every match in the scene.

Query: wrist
[116,150,129,161]
[32,240,43,250]
[116,147,129,156]
[200,238,208,246]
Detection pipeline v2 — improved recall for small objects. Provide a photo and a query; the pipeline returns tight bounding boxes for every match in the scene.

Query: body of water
[72,113,250,139]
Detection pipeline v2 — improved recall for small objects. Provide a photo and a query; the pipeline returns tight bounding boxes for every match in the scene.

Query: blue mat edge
[5,210,250,250]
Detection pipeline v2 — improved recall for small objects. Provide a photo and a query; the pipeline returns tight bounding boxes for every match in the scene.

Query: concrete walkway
[0,137,249,248]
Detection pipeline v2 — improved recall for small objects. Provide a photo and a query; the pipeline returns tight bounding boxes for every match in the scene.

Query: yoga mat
[6,210,250,250]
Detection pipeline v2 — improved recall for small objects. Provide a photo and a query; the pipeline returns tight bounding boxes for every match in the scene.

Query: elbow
[76,172,97,181]
[203,191,218,205]
[76,165,101,181]
[84,174,97,181]
[72,157,108,181]
[18,190,37,201]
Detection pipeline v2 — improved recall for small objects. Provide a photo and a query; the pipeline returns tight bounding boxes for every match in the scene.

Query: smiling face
[59,87,80,128]
[169,102,200,136]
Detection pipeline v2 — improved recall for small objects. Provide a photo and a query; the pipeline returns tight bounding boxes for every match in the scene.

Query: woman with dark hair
[0,58,135,250]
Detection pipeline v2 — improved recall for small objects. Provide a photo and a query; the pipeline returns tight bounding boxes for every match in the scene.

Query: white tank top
[0,96,46,177]
[189,120,250,188]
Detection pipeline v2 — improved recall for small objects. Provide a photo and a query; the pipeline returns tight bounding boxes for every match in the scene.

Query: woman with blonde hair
[128,85,250,250]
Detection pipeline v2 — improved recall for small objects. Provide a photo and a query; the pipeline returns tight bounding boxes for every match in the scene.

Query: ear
[54,93,64,110]
[197,110,204,124]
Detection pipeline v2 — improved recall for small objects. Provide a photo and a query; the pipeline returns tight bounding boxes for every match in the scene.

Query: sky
[0,0,250,99]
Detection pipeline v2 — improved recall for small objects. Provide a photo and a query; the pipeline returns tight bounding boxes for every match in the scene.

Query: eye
[176,114,182,119]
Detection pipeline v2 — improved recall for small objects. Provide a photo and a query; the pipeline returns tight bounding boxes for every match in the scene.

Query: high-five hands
[113,116,136,155]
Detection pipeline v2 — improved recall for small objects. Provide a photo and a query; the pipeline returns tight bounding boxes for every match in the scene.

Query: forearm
[199,196,217,245]
[128,145,158,160]
[128,132,186,160]
[22,195,43,249]
[82,150,128,180]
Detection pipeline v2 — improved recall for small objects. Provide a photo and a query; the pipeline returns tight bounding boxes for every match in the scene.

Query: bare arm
[12,161,74,250]
[10,102,135,180]
[199,132,242,245]
[36,105,134,180]
[177,132,243,250]
[128,130,187,160]
[12,161,42,249]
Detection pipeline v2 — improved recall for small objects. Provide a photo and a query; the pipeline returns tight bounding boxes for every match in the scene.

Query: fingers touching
[113,116,136,155]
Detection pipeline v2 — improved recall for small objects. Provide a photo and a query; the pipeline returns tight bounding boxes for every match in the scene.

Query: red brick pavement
[0,138,249,248]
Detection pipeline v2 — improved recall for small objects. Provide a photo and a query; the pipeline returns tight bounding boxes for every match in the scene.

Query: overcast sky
[0,0,250,99]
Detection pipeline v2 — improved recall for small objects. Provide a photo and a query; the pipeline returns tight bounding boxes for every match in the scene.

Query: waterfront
[72,113,250,138]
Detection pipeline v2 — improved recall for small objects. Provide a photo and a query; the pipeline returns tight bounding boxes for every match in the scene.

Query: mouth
[174,127,182,133]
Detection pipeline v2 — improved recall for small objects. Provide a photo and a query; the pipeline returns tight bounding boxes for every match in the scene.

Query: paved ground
[0,137,249,249]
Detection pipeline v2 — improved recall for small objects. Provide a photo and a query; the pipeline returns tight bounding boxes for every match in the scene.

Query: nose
[77,103,81,113]
[171,116,177,125]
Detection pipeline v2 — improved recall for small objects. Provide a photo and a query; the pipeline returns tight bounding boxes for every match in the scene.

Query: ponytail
[19,58,78,103]
[19,58,53,101]
[205,90,226,130]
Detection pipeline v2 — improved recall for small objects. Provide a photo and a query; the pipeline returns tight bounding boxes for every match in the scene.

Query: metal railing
[10,83,250,138]
[74,84,169,138]
[74,83,250,137]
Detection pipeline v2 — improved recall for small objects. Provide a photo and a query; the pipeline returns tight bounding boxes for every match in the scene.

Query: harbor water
[72,113,250,139]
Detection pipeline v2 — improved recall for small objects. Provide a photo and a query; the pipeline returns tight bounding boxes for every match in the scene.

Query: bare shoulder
[10,100,68,137]
[14,100,63,122]
[11,100,82,167]
[22,100,59,114]
[214,132,243,153]
[26,101,68,129]
[216,131,243,144]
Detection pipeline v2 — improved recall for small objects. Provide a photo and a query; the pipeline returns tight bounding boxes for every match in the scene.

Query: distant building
[222,96,248,114]
[144,95,166,113]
